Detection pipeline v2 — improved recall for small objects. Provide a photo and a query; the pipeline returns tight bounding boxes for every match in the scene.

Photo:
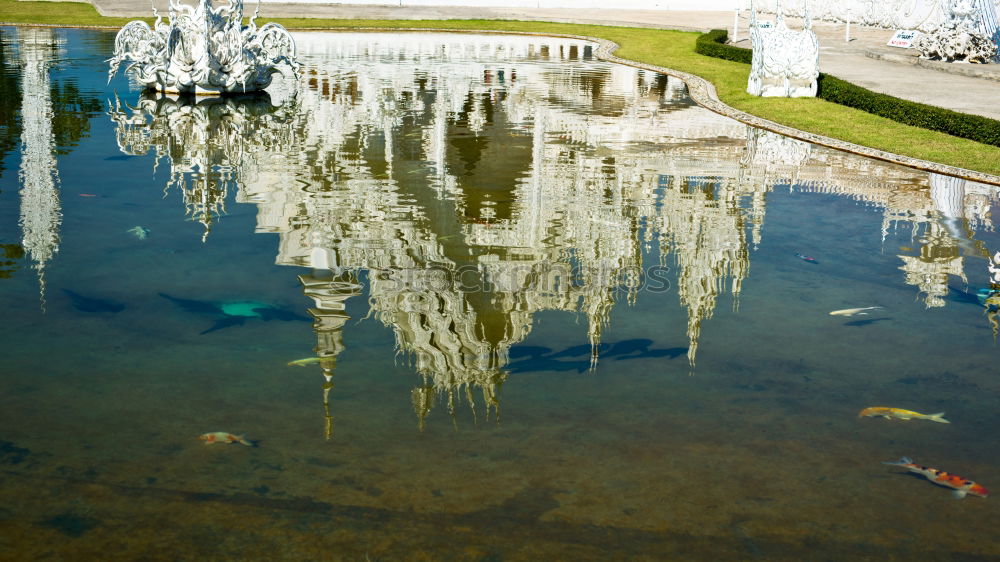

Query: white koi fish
[127,226,150,240]
[830,306,883,317]
[287,357,321,367]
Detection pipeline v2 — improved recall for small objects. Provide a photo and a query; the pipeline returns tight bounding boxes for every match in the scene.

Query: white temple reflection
[108,93,300,241]
[109,32,1000,431]
[796,168,995,308]
[17,28,63,308]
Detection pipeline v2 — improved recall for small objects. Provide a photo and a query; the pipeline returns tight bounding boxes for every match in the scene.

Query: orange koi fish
[883,457,988,499]
[198,432,254,446]
[859,407,949,423]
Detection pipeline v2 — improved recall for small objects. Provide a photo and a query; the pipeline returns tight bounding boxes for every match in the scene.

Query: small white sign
[752,20,774,29]
[887,30,920,48]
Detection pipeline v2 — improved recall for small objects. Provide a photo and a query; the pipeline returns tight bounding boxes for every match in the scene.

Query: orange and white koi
[859,407,949,423]
[883,457,988,499]
[198,432,254,446]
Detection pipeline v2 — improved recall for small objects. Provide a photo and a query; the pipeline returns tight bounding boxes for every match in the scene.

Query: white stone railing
[258,0,724,8]
[755,0,1000,34]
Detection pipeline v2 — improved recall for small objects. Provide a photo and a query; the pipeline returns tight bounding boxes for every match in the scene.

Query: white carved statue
[107,0,299,94]
[913,0,999,62]
[747,0,820,97]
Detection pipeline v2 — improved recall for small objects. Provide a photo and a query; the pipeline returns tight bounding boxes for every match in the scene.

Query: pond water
[2,26,1000,560]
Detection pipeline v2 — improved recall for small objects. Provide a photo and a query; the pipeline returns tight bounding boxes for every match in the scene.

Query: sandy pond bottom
[1,304,999,561]
[2,25,1000,561]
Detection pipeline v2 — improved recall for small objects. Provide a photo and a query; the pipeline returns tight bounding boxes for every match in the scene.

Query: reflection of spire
[369,267,508,430]
[656,175,751,367]
[17,28,62,309]
[299,271,363,440]
[898,222,966,308]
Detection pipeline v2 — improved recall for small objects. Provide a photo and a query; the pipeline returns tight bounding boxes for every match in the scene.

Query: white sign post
[887,30,920,48]
[733,0,740,41]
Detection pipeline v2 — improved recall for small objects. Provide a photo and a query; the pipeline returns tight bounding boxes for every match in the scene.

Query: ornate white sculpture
[913,0,999,63]
[747,0,820,97]
[107,0,298,95]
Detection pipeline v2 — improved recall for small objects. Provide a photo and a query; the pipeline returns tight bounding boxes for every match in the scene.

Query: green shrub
[815,73,1000,146]
[696,29,1000,147]
[695,29,753,64]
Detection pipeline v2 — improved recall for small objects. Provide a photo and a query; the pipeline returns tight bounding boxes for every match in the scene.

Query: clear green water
[2,26,1000,560]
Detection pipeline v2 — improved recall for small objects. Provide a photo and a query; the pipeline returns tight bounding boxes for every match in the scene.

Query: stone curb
[864,48,1000,83]
[3,22,999,186]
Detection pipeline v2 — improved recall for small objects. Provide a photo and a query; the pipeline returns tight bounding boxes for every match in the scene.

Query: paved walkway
[79,2,1000,119]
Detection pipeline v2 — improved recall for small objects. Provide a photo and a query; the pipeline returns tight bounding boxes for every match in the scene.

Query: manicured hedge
[815,73,1000,146]
[696,29,1000,147]
[695,29,752,64]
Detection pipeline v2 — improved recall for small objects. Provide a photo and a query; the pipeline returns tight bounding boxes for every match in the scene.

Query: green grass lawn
[3,0,1000,176]
[0,0,136,27]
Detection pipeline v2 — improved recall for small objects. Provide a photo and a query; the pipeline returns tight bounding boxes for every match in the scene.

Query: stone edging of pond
[585,36,1000,187]
[5,22,1000,186]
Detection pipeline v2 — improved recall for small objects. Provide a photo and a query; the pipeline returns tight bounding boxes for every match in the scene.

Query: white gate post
[845,7,851,42]
[733,0,741,41]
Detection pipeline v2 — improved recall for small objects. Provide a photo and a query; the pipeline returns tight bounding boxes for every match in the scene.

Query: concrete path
[75,2,1000,119]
